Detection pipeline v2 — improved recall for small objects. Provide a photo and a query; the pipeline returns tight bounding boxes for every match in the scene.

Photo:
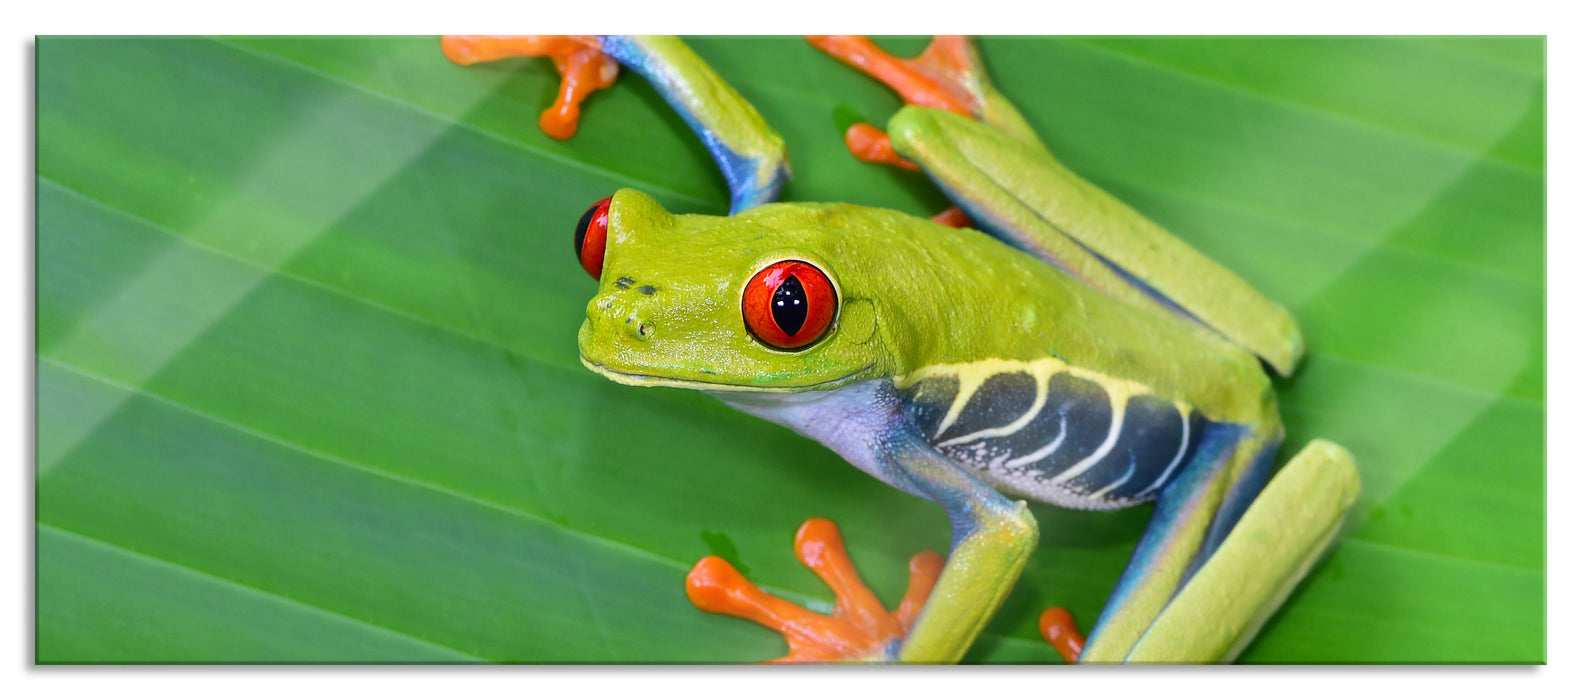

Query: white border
[10,2,1569,698]
[8,0,1573,33]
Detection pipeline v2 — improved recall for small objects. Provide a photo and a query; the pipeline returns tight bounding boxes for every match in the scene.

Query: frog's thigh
[1079,424,1274,663]
[1185,438,1280,583]
[888,106,1303,376]
[887,107,1151,312]
[1127,440,1360,663]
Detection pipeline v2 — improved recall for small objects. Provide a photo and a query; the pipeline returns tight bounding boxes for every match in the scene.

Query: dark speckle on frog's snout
[588,273,666,344]
[612,276,657,295]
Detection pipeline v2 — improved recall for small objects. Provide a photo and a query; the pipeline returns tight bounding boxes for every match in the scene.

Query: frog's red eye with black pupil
[743,261,836,350]
[574,196,612,280]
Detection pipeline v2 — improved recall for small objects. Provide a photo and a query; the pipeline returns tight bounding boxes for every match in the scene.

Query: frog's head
[574,189,903,392]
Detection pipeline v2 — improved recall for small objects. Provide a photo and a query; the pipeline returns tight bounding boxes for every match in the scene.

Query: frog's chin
[579,355,872,393]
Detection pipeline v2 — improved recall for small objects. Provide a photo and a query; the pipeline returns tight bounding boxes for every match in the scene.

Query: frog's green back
[751,201,1272,424]
[888,106,1305,377]
[582,190,1270,425]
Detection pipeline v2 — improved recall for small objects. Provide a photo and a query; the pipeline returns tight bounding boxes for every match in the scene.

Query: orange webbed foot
[440,35,619,140]
[809,36,994,222]
[686,518,944,663]
[807,35,984,119]
[1038,606,1088,664]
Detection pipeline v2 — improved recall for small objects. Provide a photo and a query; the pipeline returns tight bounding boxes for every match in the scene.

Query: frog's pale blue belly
[897,358,1208,510]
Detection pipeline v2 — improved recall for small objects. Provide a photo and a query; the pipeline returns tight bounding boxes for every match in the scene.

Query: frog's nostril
[587,294,654,341]
[610,315,654,342]
[624,317,654,341]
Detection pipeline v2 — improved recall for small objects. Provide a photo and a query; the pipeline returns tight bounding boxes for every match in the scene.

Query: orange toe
[843,123,920,171]
[806,36,981,118]
[1038,606,1087,664]
[686,518,944,663]
[440,35,618,140]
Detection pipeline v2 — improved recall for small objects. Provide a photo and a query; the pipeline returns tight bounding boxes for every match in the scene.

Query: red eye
[574,196,612,280]
[742,261,837,350]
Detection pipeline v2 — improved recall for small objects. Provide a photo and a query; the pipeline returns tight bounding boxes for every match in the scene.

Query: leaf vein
[37,522,489,661]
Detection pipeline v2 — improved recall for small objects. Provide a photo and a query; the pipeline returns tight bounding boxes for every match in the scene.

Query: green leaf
[36,36,1543,663]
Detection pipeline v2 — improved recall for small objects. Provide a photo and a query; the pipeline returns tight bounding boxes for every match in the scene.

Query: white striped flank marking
[929,371,991,441]
[935,367,1054,448]
[1047,388,1133,485]
[1089,455,1139,501]
[897,357,1154,442]
[1136,405,1193,499]
[1004,414,1068,469]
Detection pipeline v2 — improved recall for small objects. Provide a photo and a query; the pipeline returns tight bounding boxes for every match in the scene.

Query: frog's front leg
[686,518,944,662]
[441,35,789,213]
[441,36,617,141]
[885,430,1039,662]
[713,380,1038,663]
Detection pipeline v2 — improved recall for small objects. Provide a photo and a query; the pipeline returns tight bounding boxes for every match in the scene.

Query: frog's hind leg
[1074,422,1266,662]
[1185,437,1281,583]
[807,36,1305,375]
[1073,431,1359,663]
[807,36,979,117]
[886,105,1306,376]
[1126,440,1360,662]
[1034,435,1271,665]
[842,120,972,229]
[807,36,1046,149]
[806,37,1003,228]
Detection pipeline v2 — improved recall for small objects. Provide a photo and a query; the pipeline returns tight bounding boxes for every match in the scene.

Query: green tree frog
[442,35,1361,664]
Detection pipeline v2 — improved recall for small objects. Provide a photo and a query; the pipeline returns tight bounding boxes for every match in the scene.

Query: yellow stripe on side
[897,357,1191,438]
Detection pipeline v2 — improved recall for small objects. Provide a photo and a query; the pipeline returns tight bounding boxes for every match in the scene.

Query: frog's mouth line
[580,356,874,393]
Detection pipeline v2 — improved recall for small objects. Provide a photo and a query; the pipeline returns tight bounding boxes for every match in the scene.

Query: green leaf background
[36,37,1544,663]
